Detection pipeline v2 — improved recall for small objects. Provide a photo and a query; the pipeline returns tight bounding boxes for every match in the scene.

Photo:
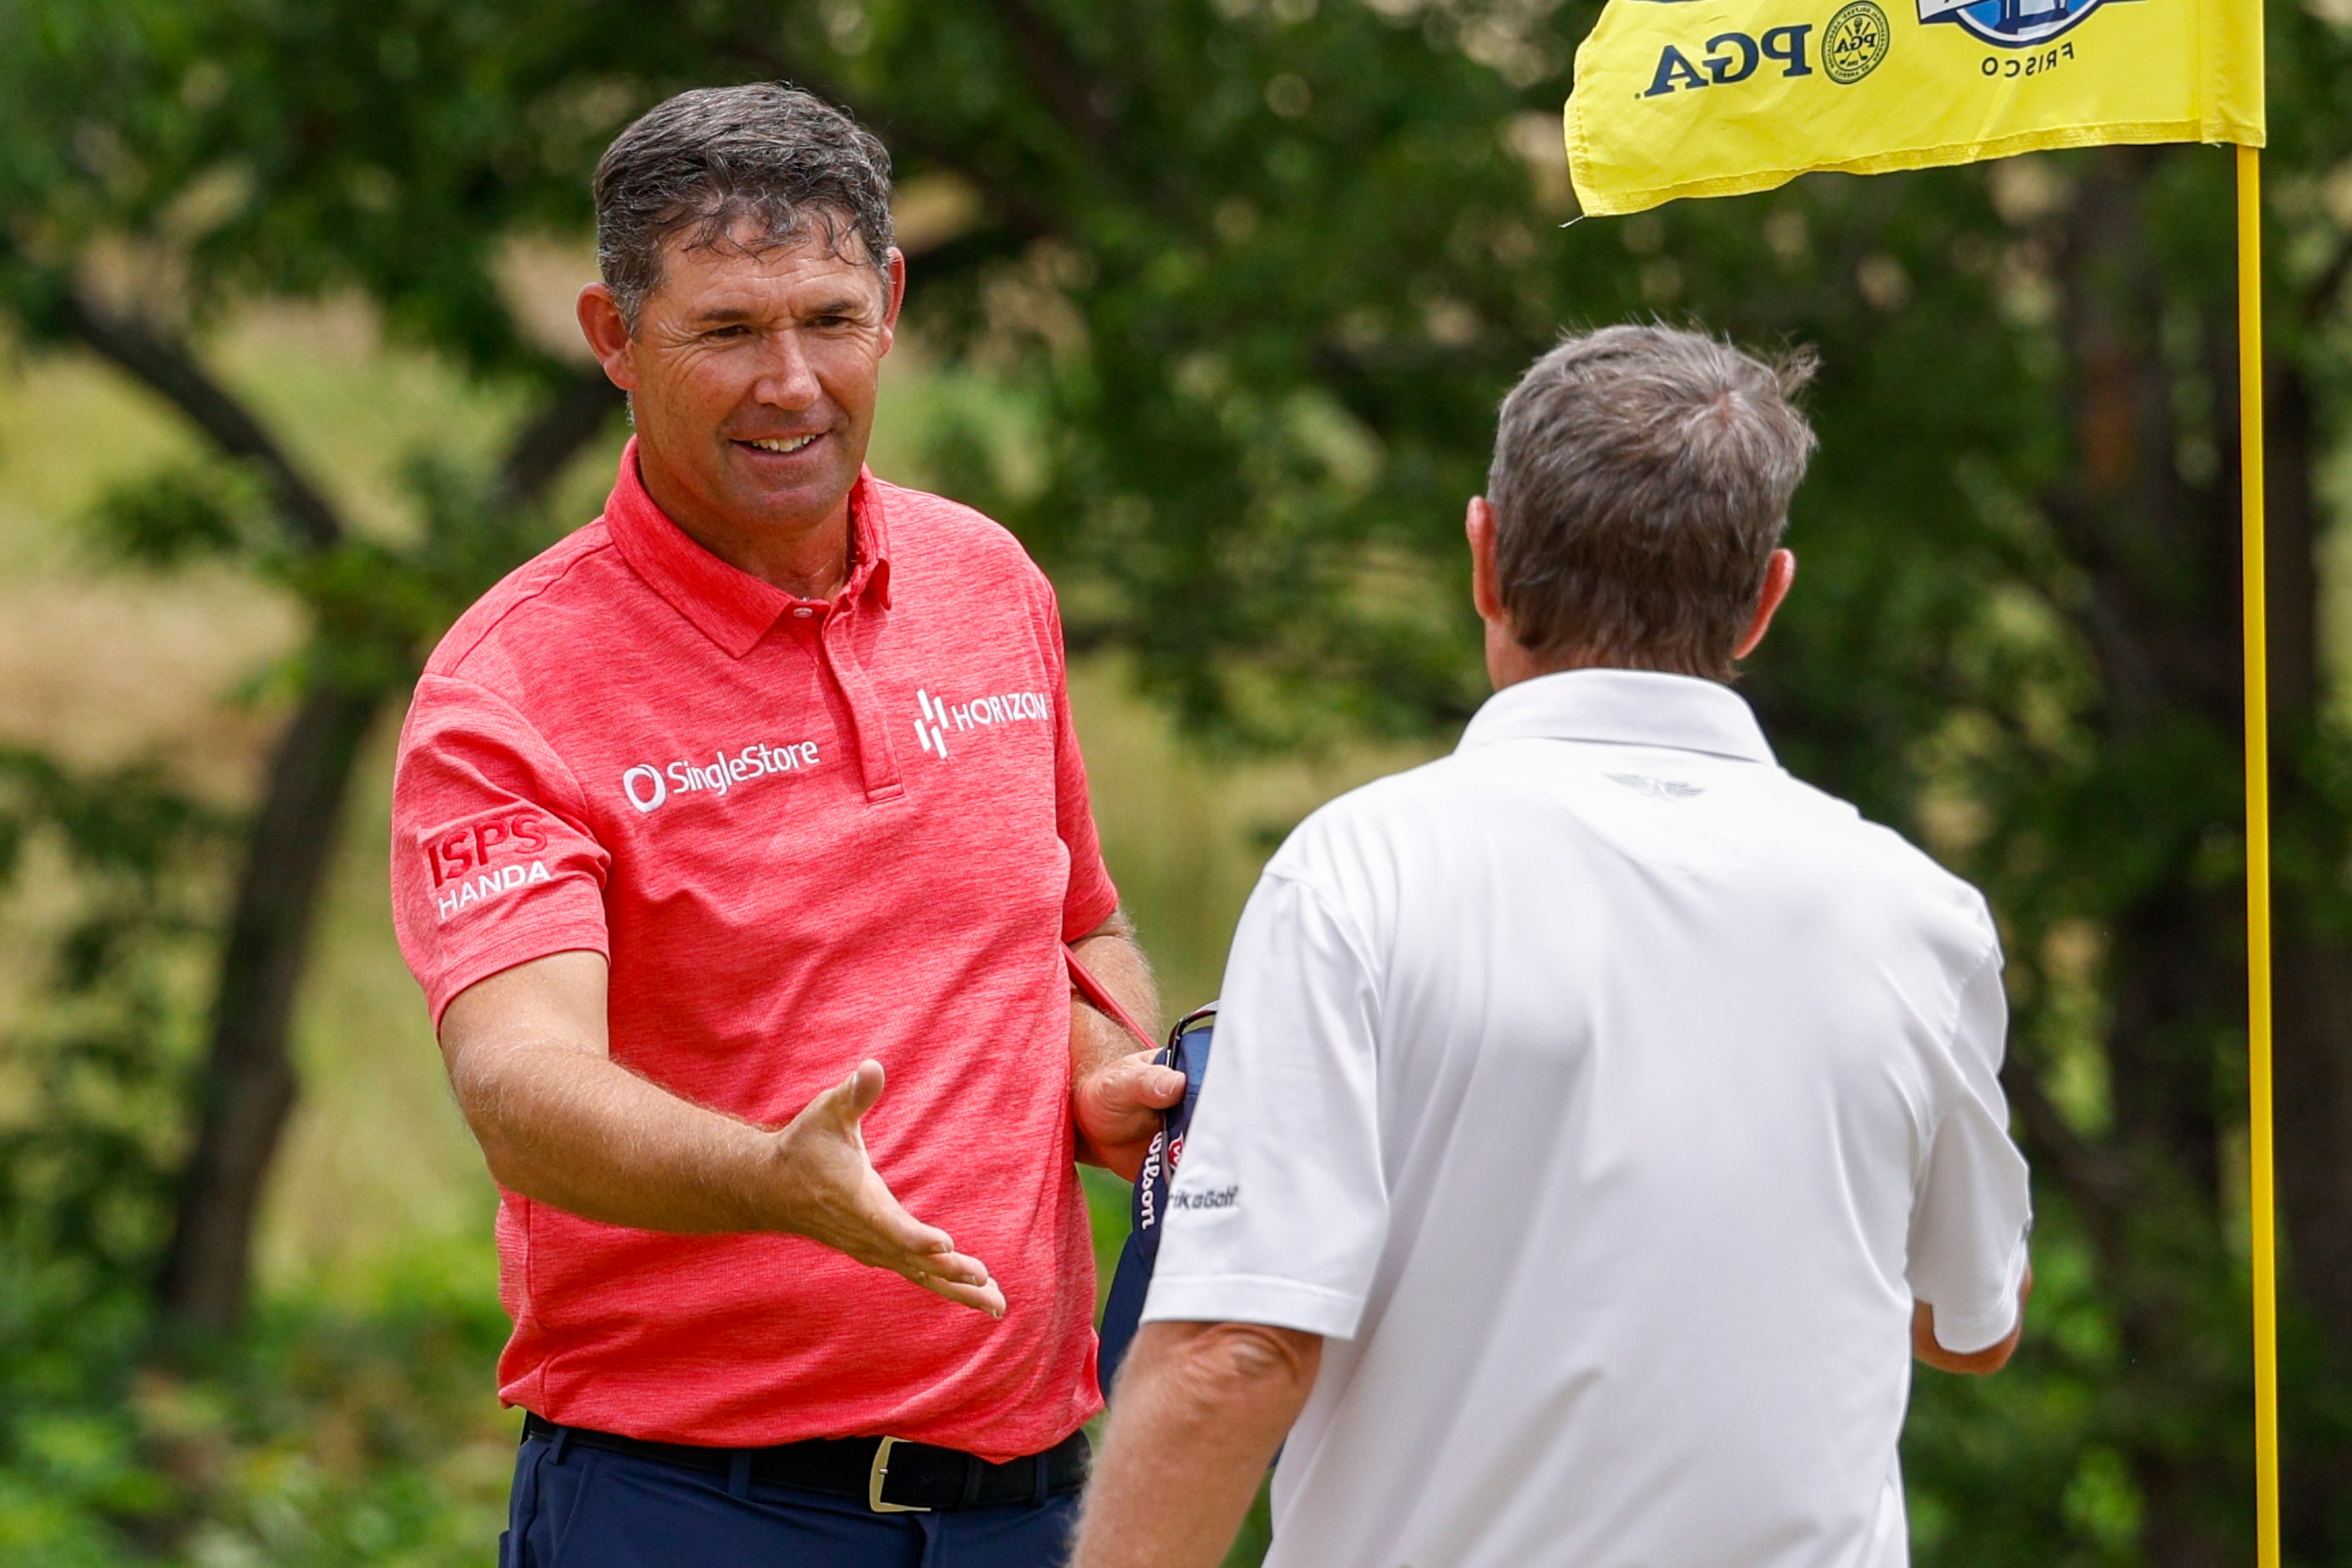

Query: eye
[706,324,753,341]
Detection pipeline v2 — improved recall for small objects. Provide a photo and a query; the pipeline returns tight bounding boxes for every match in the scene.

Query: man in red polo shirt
[389,84,1176,1565]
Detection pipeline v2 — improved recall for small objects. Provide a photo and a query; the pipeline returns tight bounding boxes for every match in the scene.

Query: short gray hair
[1486,325,1818,680]
[593,83,895,329]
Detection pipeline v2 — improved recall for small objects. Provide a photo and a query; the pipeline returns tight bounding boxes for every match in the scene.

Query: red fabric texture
[389,443,1118,1458]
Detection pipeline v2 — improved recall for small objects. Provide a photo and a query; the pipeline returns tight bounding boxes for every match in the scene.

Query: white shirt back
[1142,670,2031,1568]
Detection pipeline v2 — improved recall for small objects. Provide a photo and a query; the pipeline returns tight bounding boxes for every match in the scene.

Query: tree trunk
[143,357,616,1342]
[154,684,380,1339]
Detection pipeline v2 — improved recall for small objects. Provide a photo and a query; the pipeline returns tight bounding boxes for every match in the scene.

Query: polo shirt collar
[1457,668,1776,765]
[601,438,893,659]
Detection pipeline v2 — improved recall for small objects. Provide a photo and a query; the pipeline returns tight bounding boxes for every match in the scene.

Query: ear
[1732,549,1798,660]
[577,284,639,392]
[879,248,908,353]
[1466,496,1506,626]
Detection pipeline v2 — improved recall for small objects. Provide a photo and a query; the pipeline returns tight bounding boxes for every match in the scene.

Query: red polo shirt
[389,442,1117,1458]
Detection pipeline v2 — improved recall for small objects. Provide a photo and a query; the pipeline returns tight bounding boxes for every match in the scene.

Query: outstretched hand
[771,1060,1007,1318]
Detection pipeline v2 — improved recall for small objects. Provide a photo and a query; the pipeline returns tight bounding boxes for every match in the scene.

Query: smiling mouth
[739,433,822,455]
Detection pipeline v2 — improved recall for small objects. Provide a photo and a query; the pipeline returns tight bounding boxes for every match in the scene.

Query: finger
[1140,1064,1187,1106]
[908,1267,1008,1318]
[906,1247,996,1291]
[857,1170,959,1259]
[1099,1054,1187,1111]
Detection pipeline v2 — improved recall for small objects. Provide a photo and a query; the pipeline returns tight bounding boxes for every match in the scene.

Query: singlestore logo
[621,738,823,814]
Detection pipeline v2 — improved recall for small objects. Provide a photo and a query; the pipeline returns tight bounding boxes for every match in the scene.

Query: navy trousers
[502,1428,1082,1567]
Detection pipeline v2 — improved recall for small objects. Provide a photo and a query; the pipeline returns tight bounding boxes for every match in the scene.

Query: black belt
[520,1412,1089,1513]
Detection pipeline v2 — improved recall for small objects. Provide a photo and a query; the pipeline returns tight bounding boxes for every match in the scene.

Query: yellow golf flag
[1565,0,2264,215]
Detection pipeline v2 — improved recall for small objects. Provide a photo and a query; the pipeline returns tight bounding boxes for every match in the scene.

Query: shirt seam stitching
[1256,867,1383,994]
[417,672,600,822]
[439,533,619,672]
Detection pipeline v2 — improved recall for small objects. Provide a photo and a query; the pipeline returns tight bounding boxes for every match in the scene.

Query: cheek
[650,347,756,423]
[810,340,885,418]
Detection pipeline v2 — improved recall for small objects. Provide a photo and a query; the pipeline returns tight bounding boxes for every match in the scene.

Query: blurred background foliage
[0,0,2349,1562]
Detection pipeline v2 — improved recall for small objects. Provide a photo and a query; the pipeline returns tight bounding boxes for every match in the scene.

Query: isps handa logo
[1636,3,1887,97]
[424,808,555,922]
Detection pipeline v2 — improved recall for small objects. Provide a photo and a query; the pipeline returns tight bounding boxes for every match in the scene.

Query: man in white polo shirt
[1070,325,2033,1568]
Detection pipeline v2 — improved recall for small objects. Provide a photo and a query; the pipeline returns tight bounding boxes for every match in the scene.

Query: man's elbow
[442,1045,545,1197]
[1156,1321,1323,1410]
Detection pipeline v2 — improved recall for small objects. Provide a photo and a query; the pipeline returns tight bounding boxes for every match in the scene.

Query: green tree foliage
[0,0,2349,1561]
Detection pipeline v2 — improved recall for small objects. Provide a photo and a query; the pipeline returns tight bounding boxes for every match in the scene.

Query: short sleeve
[391,673,613,1026]
[1039,586,1118,940]
[1907,943,2034,1353]
[1141,870,1387,1339]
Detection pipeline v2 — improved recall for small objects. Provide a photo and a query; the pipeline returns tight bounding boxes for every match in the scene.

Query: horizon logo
[913,685,1051,760]
[914,689,952,757]
[620,738,823,814]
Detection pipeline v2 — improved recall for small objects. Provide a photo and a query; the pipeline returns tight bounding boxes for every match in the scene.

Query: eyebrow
[688,296,873,329]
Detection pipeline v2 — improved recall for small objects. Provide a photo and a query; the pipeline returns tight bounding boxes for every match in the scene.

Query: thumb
[813,1059,888,1129]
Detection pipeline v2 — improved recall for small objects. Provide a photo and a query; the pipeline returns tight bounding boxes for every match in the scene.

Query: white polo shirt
[1143,669,2031,1568]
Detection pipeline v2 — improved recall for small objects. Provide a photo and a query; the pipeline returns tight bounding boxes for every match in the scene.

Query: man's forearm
[459,1039,786,1232]
[1070,912,1169,1173]
[1072,916,1161,1065]
[1071,1321,1320,1568]
[440,952,1002,1312]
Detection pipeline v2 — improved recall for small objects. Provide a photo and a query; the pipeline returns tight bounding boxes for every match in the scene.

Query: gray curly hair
[593,83,896,329]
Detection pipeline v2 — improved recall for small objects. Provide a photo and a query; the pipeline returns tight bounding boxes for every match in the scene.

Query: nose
[750,327,822,411]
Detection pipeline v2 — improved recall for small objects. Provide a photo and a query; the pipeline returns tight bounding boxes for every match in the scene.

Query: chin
[739,471,857,529]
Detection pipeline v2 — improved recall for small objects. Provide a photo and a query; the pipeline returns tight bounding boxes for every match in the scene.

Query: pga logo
[1641,23,1818,96]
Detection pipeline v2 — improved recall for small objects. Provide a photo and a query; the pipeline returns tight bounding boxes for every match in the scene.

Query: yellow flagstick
[2238,139,2281,1568]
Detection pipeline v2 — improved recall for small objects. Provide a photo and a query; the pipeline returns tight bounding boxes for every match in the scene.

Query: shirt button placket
[817,604,905,804]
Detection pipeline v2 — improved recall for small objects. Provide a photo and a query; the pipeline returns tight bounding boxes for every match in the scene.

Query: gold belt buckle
[868,1436,932,1514]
